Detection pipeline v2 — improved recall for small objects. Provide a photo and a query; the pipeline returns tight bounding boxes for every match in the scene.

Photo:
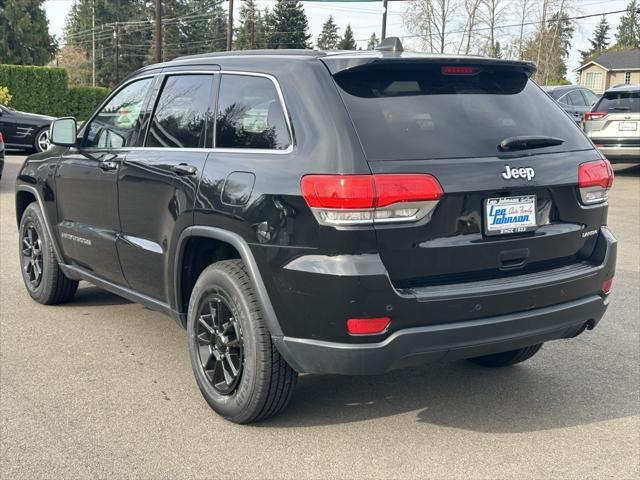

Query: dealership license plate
[619,121,637,131]
[485,196,537,236]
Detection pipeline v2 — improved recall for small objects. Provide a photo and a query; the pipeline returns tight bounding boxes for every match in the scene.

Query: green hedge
[0,64,109,120]
[0,64,69,116]
[68,86,109,120]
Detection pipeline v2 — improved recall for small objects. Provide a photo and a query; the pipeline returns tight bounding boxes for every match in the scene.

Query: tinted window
[215,74,290,150]
[594,90,640,113]
[581,89,599,106]
[334,64,592,161]
[567,90,586,106]
[84,78,152,148]
[146,75,214,148]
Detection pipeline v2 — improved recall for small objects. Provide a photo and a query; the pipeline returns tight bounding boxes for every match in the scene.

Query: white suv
[583,84,640,163]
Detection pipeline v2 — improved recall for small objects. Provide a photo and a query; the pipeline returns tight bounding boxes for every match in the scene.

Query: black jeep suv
[16,40,617,423]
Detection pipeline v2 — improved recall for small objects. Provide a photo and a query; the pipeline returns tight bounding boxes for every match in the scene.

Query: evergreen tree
[367,32,379,50]
[236,0,261,50]
[317,16,340,50]
[493,40,502,59]
[0,0,56,65]
[65,0,149,86]
[149,0,185,62]
[266,0,311,49]
[615,0,640,48]
[180,0,228,54]
[579,16,610,65]
[337,24,356,50]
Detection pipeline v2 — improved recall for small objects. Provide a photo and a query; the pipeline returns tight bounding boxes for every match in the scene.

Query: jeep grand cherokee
[15,39,617,423]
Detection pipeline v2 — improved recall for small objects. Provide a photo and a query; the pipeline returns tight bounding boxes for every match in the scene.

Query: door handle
[172,163,197,175]
[99,161,118,171]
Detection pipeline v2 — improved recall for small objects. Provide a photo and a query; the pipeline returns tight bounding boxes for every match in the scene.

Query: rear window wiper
[499,135,564,152]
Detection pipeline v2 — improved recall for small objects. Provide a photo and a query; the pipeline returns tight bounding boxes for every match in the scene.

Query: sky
[43,0,632,83]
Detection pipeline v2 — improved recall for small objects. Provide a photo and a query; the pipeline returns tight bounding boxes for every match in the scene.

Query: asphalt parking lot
[1,154,638,479]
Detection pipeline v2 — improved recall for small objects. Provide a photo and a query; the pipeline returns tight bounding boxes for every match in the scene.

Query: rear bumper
[272,227,616,375]
[593,145,640,163]
[275,294,607,375]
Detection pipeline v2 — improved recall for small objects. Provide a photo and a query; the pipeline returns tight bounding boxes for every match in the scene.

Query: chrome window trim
[77,69,295,155]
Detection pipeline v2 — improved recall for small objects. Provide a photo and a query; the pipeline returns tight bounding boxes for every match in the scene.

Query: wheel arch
[15,185,63,263]
[174,226,284,337]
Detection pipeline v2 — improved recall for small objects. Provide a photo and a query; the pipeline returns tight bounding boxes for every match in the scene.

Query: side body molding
[174,226,284,337]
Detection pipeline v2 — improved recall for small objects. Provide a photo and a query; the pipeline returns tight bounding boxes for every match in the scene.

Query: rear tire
[19,202,78,304]
[467,344,543,368]
[187,259,297,424]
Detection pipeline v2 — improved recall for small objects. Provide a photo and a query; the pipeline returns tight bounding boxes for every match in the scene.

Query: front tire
[19,202,78,304]
[187,259,297,424]
[468,344,543,368]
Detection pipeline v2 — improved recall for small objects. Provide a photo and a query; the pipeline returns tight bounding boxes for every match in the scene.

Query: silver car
[583,84,640,163]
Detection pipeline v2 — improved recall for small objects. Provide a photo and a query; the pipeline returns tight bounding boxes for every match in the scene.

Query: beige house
[575,50,640,94]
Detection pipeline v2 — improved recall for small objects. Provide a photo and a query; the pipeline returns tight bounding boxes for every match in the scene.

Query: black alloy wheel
[195,294,244,395]
[21,223,43,289]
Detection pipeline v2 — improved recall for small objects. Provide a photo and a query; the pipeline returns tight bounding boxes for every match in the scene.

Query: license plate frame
[619,121,638,131]
[484,195,537,236]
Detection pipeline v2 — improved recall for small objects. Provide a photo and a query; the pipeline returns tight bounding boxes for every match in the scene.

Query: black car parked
[0,104,54,152]
[542,85,600,123]
[15,40,617,423]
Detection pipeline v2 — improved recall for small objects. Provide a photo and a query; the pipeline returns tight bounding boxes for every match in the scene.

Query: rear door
[116,72,216,301]
[331,62,602,288]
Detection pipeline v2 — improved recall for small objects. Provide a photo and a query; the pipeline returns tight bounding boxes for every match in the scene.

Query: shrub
[67,86,109,120]
[0,64,68,116]
[0,86,11,106]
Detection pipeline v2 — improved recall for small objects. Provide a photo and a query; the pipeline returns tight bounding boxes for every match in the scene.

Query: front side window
[84,78,152,148]
[215,74,291,150]
[146,74,214,148]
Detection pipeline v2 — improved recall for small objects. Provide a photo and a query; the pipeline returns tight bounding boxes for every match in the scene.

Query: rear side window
[215,74,290,150]
[594,90,640,113]
[146,74,214,148]
[566,90,586,106]
[333,64,592,161]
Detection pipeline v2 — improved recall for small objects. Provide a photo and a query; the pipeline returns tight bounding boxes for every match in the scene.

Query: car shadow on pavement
[260,346,638,433]
[67,285,133,307]
[612,164,639,176]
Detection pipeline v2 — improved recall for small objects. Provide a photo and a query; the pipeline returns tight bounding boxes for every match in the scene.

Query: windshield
[594,90,640,112]
[333,64,592,161]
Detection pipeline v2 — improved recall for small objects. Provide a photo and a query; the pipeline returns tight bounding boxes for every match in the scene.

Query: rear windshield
[594,90,640,113]
[333,64,592,161]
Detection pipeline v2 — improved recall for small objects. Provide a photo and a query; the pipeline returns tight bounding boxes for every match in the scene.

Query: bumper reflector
[602,277,613,294]
[347,317,391,335]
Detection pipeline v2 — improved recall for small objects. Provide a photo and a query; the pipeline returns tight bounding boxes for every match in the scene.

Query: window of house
[624,71,631,84]
[84,77,152,148]
[585,72,603,91]
[146,74,214,149]
[215,74,291,150]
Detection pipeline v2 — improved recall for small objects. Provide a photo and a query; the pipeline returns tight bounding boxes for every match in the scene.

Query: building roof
[576,49,640,72]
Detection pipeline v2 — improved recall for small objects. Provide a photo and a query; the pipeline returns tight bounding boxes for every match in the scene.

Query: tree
[405,0,459,53]
[51,44,92,86]
[149,0,185,62]
[236,0,266,50]
[615,0,640,48]
[579,16,610,65]
[0,0,56,65]
[479,0,508,57]
[180,0,228,54]
[458,0,482,54]
[317,16,340,50]
[367,32,380,50]
[514,0,536,59]
[267,0,311,49]
[338,24,356,50]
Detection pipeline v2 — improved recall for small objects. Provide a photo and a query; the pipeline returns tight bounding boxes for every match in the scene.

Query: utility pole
[227,0,234,51]
[381,0,388,40]
[92,1,96,86]
[155,0,162,63]
[113,23,119,84]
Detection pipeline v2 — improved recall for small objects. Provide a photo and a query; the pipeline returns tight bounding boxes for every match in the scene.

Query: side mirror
[51,117,77,146]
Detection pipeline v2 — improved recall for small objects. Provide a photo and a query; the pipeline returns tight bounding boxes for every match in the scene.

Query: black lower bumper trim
[274,295,608,375]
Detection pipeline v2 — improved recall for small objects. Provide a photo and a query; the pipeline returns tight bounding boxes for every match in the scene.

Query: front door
[117,73,216,301]
[55,77,154,285]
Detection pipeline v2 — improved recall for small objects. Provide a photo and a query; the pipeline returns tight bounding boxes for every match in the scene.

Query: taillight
[584,112,607,122]
[0,132,4,142]
[301,174,443,226]
[578,159,614,204]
